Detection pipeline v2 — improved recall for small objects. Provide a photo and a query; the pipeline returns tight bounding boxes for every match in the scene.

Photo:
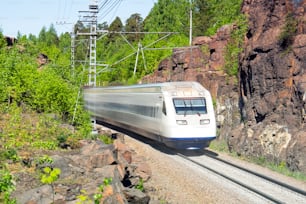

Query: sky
[0,0,156,37]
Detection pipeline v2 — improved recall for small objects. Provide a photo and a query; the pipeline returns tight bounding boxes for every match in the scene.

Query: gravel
[123,134,250,203]
[100,125,306,204]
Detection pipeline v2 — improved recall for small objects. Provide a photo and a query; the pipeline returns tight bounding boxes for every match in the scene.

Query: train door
[158,98,169,142]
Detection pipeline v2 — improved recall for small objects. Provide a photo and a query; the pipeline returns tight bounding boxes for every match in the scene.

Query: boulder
[13,139,151,204]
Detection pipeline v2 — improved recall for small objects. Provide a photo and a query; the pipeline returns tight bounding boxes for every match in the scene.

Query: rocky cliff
[143,0,306,173]
[235,0,306,172]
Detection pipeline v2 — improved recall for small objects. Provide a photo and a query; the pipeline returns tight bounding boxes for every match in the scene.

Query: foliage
[77,0,246,85]
[278,13,298,49]
[0,148,19,163]
[40,167,61,185]
[38,24,59,47]
[76,177,112,204]
[36,155,60,203]
[0,105,87,150]
[40,167,61,203]
[0,167,16,204]
[224,15,248,77]
[125,13,144,42]
[135,178,144,192]
[144,0,190,34]
[0,28,91,150]
[209,138,230,153]
[77,190,92,204]
[0,33,6,48]
[194,0,244,36]
[35,155,53,166]
[103,177,112,186]
[96,135,114,145]
[108,17,124,43]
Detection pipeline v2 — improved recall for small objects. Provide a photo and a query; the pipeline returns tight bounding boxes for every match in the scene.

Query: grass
[209,138,230,153]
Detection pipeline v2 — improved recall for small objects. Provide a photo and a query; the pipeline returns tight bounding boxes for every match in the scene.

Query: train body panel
[83,81,216,149]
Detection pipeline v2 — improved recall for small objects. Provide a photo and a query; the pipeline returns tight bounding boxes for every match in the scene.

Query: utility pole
[77,0,98,86]
[189,0,193,46]
[88,1,98,86]
[71,28,76,77]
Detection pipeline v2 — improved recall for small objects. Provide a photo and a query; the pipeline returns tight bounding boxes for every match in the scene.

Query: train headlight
[200,119,210,125]
[176,120,187,125]
[171,92,177,96]
[199,92,205,96]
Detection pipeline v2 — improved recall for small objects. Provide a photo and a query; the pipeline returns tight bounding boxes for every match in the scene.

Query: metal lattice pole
[88,1,98,86]
[71,30,76,77]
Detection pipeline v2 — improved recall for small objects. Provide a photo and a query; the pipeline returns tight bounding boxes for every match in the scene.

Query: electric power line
[97,0,122,22]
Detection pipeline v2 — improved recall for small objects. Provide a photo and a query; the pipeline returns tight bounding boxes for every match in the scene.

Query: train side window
[162,101,167,115]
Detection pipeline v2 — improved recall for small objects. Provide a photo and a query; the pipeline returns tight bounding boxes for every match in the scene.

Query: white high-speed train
[83,81,216,149]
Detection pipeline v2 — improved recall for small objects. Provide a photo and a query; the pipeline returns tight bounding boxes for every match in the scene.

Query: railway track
[175,149,306,204]
[97,123,306,203]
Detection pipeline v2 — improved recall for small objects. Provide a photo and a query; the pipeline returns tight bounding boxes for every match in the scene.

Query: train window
[162,101,167,115]
[102,102,158,118]
[173,98,207,115]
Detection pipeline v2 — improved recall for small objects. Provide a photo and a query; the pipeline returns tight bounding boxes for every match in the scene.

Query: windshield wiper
[183,100,187,117]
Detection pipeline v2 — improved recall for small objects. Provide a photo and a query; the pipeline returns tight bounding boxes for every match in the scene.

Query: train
[83,81,216,149]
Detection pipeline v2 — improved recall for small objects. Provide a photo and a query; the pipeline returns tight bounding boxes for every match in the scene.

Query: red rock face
[235,0,306,171]
[240,0,306,128]
[143,0,306,172]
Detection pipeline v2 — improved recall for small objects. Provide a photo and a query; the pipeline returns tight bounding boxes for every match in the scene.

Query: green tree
[30,68,77,120]
[74,20,87,34]
[37,24,59,47]
[98,21,109,31]
[28,33,37,43]
[0,46,38,105]
[144,0,189,34]
[108,17,124,42]
[125,13,144,42]
[38,26,47,44]
[199,0,244,36]
[193,0,210,36]
[0,32,6,48]
[46,24,59,46]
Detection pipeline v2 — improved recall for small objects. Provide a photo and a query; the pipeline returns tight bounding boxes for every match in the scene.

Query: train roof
[83,81,209,94]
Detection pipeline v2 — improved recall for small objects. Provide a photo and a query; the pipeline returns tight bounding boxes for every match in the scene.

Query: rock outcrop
[233,0,306,172]
[12,131,152,204]
[4,36,17,46]
[143,0,306,173]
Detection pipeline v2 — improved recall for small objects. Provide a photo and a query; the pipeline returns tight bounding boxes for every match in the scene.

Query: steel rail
[202,150,306,197]
[176,152,286,204]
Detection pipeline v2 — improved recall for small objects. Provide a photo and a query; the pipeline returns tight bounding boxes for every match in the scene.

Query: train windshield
[173,98,207,115]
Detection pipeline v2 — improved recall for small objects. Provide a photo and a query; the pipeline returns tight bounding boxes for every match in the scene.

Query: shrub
[278,13,297,49]
[0,168,16,204]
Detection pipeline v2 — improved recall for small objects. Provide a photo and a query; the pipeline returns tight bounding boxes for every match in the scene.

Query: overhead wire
[62,0,68,20]
[97,0,123,23]
[56,0,61,23]
[56,0,75,25]
[98,0,111,12]
[98,0,120,19]
[67,0,75,20]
